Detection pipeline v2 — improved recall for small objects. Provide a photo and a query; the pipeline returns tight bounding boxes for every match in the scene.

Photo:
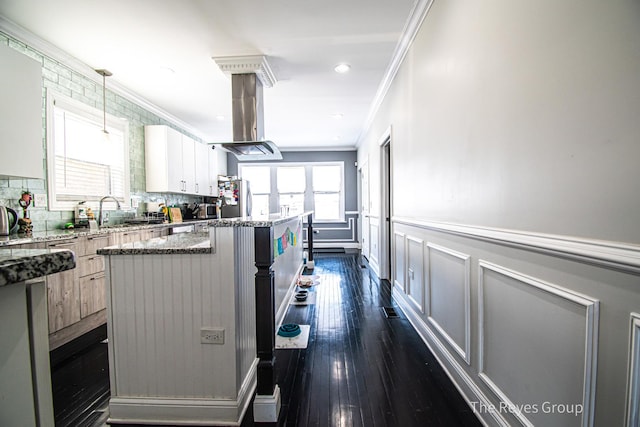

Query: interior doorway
[379,133,392,281]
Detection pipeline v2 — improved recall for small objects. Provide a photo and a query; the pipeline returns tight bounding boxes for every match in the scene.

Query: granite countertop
[0,248,76,287]
[0,220,208,247]
[98,232,212,255]
[208,211,313,228]
[0,212,312,248]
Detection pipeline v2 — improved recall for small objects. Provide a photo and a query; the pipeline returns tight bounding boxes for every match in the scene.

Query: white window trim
[238,161,346,222]
[46,90,131,211]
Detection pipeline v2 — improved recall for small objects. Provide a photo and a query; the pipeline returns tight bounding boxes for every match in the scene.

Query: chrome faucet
[98,196,121,226]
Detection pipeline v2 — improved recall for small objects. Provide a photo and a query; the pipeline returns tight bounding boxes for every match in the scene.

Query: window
[239,162,345,221]
[277,166,305,214]
[47,92,130,211]
[240,166,270,215]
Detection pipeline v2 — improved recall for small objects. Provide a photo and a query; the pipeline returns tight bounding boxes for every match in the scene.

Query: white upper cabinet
[145,125,182,193]
[207,147,225,196]
[181,135,196,194]
[194,141,209,195]
[145,125,223,196]
[0,44,43,179]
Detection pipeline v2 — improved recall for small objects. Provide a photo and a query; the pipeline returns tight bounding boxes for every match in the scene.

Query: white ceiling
[0,0,417,150]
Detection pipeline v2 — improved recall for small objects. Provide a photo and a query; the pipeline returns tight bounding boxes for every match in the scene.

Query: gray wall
[358,1,640,426]
[360,0,640,244]
[228,150,359,248]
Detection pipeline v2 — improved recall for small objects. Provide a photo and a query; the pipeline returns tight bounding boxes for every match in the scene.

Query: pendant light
[95,69,112,135]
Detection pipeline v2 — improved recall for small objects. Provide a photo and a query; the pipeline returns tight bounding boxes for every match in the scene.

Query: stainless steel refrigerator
[218,178,252,218]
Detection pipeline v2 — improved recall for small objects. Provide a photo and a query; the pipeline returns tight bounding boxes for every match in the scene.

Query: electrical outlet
[33,193,47,208]
[200,327,225,345]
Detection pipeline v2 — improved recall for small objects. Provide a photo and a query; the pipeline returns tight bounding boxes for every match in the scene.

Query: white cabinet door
[194,142,210,195]
[207,147,219,196]
[146,125,202,194]
[146,125,183,193]
[0,44,43,179]
[166,127,184,193]
[181,135,196,194]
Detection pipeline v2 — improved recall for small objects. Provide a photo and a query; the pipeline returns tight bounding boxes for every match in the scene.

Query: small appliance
[196,203,218,219]
[0,205,18,236]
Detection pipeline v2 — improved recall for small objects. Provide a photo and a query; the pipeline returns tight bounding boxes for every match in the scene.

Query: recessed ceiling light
[333,136,341,141]
[334,63,351,74]
[331,113,343,119]
[216,115,225,121]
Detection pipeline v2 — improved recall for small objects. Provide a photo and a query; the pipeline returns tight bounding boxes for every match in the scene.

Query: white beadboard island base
[99,214,306,425]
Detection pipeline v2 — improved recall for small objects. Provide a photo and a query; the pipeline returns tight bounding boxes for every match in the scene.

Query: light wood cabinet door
[77,234,110,319]
[144,227,169,240]
[46,239,80,333]
[80,273,106,318]
[81,234,110,256]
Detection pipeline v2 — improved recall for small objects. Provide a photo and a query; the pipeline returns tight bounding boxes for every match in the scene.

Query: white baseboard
[253,385,281,423]
[108,360,257,426]
[306,242,361,249]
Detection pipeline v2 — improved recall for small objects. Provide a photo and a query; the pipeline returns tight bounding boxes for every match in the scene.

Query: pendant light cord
[95,69,112,134]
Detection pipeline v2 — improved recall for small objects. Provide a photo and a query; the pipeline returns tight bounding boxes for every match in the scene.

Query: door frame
[378,126,392,281]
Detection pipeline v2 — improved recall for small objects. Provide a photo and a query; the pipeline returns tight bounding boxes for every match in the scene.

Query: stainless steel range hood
[213,56,282,161]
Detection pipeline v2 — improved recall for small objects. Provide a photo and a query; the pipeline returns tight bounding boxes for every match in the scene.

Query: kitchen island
[0,247,76,426]
[99,213,311,425]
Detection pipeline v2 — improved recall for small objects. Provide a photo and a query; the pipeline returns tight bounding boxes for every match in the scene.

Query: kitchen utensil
[169,207,182,223]
[0,205,18,236]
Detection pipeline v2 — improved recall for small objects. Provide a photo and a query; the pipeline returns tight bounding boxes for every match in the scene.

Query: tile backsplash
[0,31,208,232]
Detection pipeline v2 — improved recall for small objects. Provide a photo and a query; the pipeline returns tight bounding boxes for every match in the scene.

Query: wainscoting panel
[393,231,405,291]
[627,313,640,427]
[426,243,470,364]
[478,261,599,427]
[369,217,380,276]
[406,236,425,313]
[362,216,370,261]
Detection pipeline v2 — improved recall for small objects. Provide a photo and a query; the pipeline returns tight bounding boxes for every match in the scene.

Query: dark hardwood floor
[51,252,481,427]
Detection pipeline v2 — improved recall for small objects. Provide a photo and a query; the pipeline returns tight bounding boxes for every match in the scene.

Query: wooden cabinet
[78,234,110,319]
[12,227,170,350]
[0,44,43,180]
[144,227,169,240]
[46,238,81,333]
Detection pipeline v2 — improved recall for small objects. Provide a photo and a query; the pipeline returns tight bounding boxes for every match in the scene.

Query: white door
[360,160,370,261]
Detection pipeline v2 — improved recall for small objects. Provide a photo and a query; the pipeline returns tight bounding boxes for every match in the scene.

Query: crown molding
[213,55,277,88]
[0,15,208,141]
[355,0,435,147]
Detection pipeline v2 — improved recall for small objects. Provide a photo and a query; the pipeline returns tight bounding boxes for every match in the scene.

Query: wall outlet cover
[33,193,47,208]
[200,327,225,345]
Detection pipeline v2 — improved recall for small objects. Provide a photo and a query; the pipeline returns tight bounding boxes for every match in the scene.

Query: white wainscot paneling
[369,217,380,276]
[426,243,470,365]
[478,261,599,427]
[362,216,370,261]
[393,231,405,291]
[627,313,640,427]
[406,236,425,313]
